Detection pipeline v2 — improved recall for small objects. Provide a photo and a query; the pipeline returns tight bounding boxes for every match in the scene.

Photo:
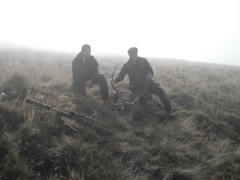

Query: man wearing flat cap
[128,47,138,53]
[111,47,172,115]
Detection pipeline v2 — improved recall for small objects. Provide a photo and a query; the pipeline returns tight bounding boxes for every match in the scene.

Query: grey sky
[0,0,239,66]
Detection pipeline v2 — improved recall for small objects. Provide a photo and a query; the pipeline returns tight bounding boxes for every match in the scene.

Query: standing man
[71,44,109,100]
[111,47,172,115]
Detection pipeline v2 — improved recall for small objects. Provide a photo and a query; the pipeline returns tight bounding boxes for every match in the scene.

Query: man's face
[129,51,138,62]
[82,47,91,58]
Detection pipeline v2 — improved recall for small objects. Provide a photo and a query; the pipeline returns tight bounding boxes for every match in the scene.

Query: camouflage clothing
[71,52,109,99]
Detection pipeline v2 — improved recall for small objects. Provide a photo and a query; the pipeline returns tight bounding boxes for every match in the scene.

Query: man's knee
[98,74,107,82]
[158,87,166,96]
[150,83,165,96]
[93,74,107,84]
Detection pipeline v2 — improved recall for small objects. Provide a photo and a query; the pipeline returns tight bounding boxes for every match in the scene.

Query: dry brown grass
[1,47,240,179]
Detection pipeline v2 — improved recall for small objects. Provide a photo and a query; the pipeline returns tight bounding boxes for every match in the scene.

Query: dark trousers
[72,74,109,100]
[149,81,172,114]
[130,81,172,114]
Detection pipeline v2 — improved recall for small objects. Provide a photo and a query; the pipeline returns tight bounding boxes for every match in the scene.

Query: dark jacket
[115,57,154,90]
[72,52,99,85]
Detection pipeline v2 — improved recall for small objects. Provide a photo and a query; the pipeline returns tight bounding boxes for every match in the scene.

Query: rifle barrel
[26,98,95,122]
[26,98,51,110]
[25,98,111,135]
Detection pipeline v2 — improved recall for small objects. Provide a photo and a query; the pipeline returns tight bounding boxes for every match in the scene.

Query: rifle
[25,98,111,135]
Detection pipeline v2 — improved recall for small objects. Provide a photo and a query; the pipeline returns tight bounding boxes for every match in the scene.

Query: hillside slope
[0,48,240,179]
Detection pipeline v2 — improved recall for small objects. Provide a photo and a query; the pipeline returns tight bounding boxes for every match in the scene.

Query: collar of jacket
[80,52,88,63]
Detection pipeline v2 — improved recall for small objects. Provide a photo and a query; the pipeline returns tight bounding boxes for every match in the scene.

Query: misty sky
[0,0,240,66]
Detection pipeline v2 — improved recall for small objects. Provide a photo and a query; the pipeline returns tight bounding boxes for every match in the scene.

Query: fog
[0,0,239,66]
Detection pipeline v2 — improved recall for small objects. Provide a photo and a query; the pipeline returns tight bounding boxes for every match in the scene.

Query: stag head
[111,64,152,120]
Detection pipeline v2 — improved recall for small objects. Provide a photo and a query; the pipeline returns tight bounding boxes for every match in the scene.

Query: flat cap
[128,47,138,53]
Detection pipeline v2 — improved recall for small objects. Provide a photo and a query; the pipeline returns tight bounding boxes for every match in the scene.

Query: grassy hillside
[0,47,240,179]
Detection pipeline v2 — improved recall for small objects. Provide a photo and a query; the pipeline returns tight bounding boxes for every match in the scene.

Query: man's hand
[86,80,94,88]
[110,79,115,85]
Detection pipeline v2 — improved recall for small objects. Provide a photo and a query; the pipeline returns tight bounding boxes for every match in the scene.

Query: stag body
[111,83,149,121]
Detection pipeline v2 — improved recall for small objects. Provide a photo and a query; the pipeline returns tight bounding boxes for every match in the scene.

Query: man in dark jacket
[71,44,109,100]
[111,47,172,115]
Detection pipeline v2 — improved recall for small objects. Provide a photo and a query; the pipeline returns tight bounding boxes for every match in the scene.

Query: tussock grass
[1,47,240,179]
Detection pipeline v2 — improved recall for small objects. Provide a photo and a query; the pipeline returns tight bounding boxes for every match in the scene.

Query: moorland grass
[0,47,240,179]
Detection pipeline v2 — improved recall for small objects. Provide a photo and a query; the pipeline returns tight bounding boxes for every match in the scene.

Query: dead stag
[111,64,152,121]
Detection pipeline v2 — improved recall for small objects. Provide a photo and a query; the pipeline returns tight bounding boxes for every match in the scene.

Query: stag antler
[112,65,152,105]
[111,65,153,117]
[111,64,125,104]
